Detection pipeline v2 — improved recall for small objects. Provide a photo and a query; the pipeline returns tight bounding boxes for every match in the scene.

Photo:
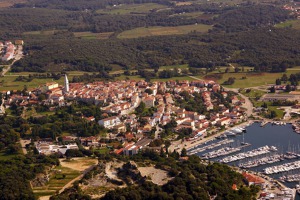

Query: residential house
[98,116,121,129]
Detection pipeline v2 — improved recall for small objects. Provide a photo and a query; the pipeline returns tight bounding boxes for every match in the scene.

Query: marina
[264,161,300,175]
[187,122,300,199]
[238,153,285,169]
[280,174,300,182]
[219,145,277,163]
[188,139,234,155]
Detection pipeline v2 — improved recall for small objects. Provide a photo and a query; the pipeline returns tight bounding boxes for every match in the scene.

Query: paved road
[223,87,254,117]
[187,75,254,117]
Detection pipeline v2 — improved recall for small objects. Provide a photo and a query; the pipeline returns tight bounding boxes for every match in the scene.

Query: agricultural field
[205,72,288,88]
[73,32,114,39]
[170,11,217,20]
[275,20,300,30]
[96,3,167,15]
[117,24,211,39]
[0,75,63,91]
[0,71,94,91]
[0,0,26,7]
[160,64,189,70]
[23,30,58,36]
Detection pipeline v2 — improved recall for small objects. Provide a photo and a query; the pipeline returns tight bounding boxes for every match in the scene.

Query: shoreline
[169,120,253,153]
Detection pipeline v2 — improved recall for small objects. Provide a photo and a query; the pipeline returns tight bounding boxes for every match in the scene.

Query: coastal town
[1,74,300,199]
[1,76,247,154]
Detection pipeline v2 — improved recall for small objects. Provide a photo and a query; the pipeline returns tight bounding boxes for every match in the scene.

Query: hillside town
[1,75,248,156]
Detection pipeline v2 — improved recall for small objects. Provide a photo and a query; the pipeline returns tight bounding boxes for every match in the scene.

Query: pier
[219,145,277,163]
[264,160,300,175]
[188,139,234,155]
[238,154,284,169]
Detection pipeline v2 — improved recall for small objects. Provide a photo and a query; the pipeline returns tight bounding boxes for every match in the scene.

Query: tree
[181,148,187,157]
[234,67,241,73]
[135,102,146,114]
[285,84,291,92]
[144,88,153,95]
[281,74,288,82]
[38,94,46,101]
[6,144,20,154]
[269,110,277,119]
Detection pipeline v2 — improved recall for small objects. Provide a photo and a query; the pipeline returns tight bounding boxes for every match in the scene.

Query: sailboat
[241,131,250,146]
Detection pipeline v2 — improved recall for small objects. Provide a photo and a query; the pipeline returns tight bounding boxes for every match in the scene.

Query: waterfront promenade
[168,120,252,153]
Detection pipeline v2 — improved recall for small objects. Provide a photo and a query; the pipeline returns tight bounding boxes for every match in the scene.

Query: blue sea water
[191,122,300,195]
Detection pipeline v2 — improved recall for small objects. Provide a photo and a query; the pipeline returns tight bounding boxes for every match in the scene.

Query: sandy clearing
[59,158,98,171]
[138,166,171,185]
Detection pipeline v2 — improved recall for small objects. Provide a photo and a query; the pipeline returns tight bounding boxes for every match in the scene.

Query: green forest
[0,0,298,73]
[50,152,259,200]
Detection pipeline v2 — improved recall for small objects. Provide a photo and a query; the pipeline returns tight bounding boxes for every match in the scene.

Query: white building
[98,116,121,129]
[64,74,69,93]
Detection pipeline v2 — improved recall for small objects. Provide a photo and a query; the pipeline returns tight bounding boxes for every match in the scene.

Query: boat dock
[201,141,251,159]
[201,147,242,159]
[279,174,300,182]
[238,154,284,169]
[219,145,277,163]
[188,139,234,155]
[264,160,300,175]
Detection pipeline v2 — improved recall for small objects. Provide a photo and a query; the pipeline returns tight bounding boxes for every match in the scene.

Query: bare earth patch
[105,161,124,181]
[59,158,98,172]
[138,166,172,185]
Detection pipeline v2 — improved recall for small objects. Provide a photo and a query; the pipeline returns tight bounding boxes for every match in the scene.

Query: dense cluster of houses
[3,79,247,156]
[0,40,23,61]
[283,3,300,19]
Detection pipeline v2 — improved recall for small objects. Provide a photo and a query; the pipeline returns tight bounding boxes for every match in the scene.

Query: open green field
[241,89,285,119]
[23,30,57,36]
[0,150,20,160]
[275,20,300,30]
[160,64,189,70]
[0,71,95,91]
[170,11,217,20]
[96,3,167,15]
[0,75,64,91]
[117,24,211,39]
[2,65,300,91]
[73,32,114,39]
[23,30,114,39]
[206,72,288,88]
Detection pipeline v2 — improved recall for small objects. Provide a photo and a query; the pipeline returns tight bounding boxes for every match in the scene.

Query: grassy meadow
[275,20,300,30]
[117,24,211,39]
[96,3,167,15]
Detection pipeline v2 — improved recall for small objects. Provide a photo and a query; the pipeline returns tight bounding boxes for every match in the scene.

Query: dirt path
[20,139,30,154]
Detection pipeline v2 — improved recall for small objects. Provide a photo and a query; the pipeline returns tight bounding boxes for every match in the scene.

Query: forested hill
[11,28,300,73]
[50,154,260,200]
[0,0,298,72]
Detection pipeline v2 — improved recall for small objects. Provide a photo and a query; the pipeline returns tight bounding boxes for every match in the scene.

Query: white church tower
[64,74,69,93]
